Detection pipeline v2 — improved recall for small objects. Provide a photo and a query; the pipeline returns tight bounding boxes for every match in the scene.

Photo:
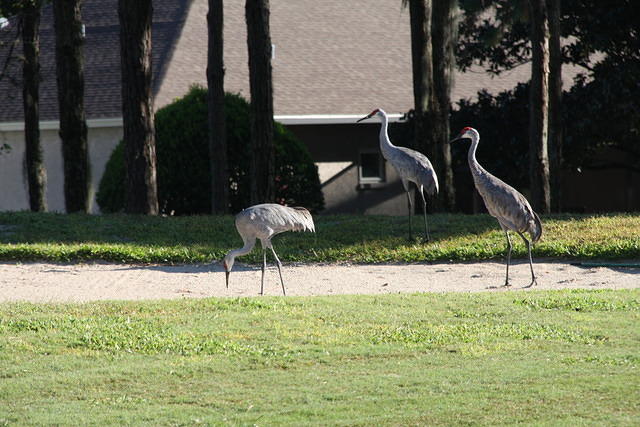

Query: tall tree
[405,0,438,202]
[53,0,89,213]
[457,0,563,212]
[528,0,551,214]
[431,0,457,210]
[547,0,562,212]
[21,0,46,212]
[118,0,158,215]
[245,0,275,204]
[207,0,228,214]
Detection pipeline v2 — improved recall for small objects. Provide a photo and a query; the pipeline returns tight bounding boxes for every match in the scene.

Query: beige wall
[317,161,409,216]
[0,122,122,213]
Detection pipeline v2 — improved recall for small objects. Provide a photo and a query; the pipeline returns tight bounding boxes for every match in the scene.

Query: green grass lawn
[0,212,639,264]
[1,290,639,425]
[1,212,638,425]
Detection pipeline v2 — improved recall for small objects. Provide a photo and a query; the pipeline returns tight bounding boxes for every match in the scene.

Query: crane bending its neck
[224,238,256,271]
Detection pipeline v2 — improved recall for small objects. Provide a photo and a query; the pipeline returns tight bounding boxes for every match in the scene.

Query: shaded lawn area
[0,289,639,425]
[0,212,638,264]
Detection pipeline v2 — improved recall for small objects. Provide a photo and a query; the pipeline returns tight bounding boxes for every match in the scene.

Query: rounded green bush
[97,87,324,214]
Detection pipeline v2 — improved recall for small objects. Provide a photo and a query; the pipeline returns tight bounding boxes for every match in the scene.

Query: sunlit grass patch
[514,290,640,312]
[0,212,639,264]
[368,321,605,349]
[1,289,639,425]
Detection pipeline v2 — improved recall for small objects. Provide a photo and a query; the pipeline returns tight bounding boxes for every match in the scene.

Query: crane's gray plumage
[222,203,315,295]
[357,108,439,240]
[451,127,542,287]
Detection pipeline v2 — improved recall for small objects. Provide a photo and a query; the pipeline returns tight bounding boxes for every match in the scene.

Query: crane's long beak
[356,114,371,123]
[225,270,230,288]
[448,136,464,144]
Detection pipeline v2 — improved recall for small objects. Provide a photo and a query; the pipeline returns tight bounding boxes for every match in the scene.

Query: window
[358,151,385,184]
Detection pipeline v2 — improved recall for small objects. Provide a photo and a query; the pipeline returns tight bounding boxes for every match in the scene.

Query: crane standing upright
[450,127,543,287]
[357,108,439,241]
[222,203,315,295]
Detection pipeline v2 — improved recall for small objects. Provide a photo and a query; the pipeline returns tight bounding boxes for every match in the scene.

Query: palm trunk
[22,1,47,212]
[528,0,551,214]
[53,0,89,213]
[207,0,229,214]
[246,0,275,204]
[431,0,457,211]
[118,0,159,215]
[547,0,562,212]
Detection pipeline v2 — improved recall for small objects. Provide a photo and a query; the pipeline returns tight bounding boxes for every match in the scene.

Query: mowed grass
[1,290,639,425]
[0,212,639,264]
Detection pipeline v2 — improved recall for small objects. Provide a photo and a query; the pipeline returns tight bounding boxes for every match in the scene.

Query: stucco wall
[287,122,412,216]
[0,123,122,213]
[317,160,408,215]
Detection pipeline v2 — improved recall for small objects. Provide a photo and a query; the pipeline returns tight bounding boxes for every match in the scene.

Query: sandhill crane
[222,203,315,295]
[450,127,542,287]
[357,108,439,241]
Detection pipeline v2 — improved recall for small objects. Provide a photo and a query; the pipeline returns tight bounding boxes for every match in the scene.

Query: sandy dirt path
[0,260,638,303]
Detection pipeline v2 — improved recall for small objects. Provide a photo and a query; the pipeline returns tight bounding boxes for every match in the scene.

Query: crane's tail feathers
[531,211,543,243]
[290,207,316,233]
[432,172,439,195]
[420,168,439,196]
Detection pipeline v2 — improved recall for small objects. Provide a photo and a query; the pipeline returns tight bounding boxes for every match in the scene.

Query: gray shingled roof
[223,1,581,116]
[0,0,582,123]
[0,0,189,122]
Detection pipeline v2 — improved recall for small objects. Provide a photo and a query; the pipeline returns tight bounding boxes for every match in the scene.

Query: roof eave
[274,114,405,125]
[0,117,123,131]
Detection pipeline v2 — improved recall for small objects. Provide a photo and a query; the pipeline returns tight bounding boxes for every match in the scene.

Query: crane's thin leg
[418,189,430,242]
[406,190,414,241]
[269,246,286,296]
[518,232,537,288]
[503,230,513,287]
[260,248,267,295]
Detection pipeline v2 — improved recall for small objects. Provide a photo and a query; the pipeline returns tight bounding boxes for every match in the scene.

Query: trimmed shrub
[97,87,324,214]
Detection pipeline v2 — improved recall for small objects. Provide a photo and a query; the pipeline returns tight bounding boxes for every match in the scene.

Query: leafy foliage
[390,83,530,194]
[457,0,531,74]
[456,0,640,174]
[563,61,640,174]
[561,0,640,69]
[394,68,640,191]
[450,84,530,189]
[97,87,324,214]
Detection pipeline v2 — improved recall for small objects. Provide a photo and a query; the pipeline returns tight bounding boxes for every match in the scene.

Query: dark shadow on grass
[570,261,640,276]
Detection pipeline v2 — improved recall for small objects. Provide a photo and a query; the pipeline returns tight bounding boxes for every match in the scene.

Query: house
[1,0,621,215]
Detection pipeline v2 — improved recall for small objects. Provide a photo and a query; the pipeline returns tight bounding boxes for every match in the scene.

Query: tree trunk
[53,0,89,213]
[118,0,158,215]
[547,0,562,212]
[407,0,439,215]
[246,0,275,205]
[207,0,228,214]
[431,0,457,211]
[22,1,47,212]
[528,0,551,214]
[408,0,435,155]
